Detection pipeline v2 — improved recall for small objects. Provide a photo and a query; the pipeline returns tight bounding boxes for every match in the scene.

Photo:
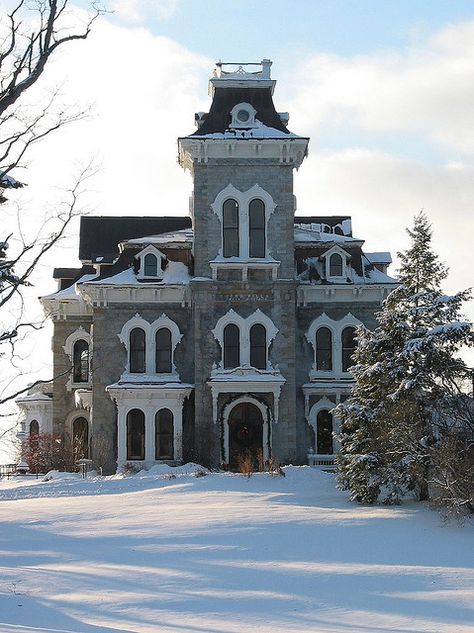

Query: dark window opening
[144,253,158,276]
[316,327,332,371]
[250,323,266,369]
[223,199,239,257]
[73,416,89,459]
[130,328,146,373]
[317,410,333,454]
[155,409,174,460]
[127,409,145,460]
[249,199,265,258]
[342,327,357,372]
[29,419,39,435]
[329,253,343,277]
[155,328,172,373]
[73,339,89,383]
[224,324,240,368]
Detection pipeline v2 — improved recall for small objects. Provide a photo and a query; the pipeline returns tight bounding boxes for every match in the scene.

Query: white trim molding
[118,313,183,381]
[63,327,91,391]
[212,308,278,370]
[210,183,277,261]
[135,245,166,280]
[306,312,362,379]
[322,244,351,283]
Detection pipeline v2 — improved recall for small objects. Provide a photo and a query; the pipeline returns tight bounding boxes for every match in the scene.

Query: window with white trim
[341,327,357,372]
[306,313,361,378]
[250,323,266,369]
[315,327,332,371]
[223,199,239,257]
[316,410,333,454]
[155,409,174,460]
[127,409,145,460]
[130,328,146,374]
[155,328,172,374]
[73,339,89,383]
[224,323,240,368]
[136,245,165,280]
[249,199,265,258]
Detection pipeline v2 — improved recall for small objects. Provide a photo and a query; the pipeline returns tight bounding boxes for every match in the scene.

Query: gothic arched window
[250,323,266,369]
[127,409,145,460]
[29,419,39,435]
[130,328,146,373]
[155,327,172,373]
[329,253,343,277]
[144,253,158,276]
[249,199,265,258]
[223,323,240,369]
[223,199,239,257]
[317,410,333,454]
[73,339,89,383]
[73,416,89,459]
[316,327,332,371]
[155,409,174,460]
[342,327,357,372]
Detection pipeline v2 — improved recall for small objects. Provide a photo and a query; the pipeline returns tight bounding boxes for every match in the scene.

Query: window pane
[317,410,333,454]
[224,324,240,368]
[316,327,332,371]
[130,328,146,373]
[73,339,89,382]
[223,199,239,257]
[127,409,145,460]
[155,328,172,373]
[155,409,174,459]
[250,323,266,369]
[342,327,356,372]
[329,253,343,277]
[29,420,39,435]
[249,199,265,258]
[144,253,158,276]
[73,417,89,459]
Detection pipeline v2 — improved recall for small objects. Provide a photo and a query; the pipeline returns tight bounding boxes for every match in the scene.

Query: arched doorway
[228,402,264,470]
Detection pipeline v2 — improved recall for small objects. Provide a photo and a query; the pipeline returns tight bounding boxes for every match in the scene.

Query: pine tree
[336,212,474,505]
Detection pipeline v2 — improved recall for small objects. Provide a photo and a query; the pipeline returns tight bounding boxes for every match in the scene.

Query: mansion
[17,60,397,473]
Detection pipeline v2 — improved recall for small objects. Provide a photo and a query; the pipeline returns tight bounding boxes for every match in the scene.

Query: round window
[236,109,250,123]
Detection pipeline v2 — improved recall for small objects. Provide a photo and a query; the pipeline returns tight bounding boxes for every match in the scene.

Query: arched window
[224,323,240,369]
[29,419,39,435]
[127,409,145,460]
[317,410,333,454]
[329,253,343,277]
[249,199,265,258]
[144,253,158,276]
[223,199,239,257]
[130,328,146,373]
[342,327,357,372]
[155,409,174,460]
[73,416,88,459]
[73,339,89,383]
[250,323,266,369]
[155,327,172,373]
[316,327,332,371]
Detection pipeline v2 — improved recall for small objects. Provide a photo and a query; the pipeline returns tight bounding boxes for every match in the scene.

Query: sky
[1,0,474,433]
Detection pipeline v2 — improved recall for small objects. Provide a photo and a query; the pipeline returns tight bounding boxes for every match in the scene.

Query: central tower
[178,60,309,466]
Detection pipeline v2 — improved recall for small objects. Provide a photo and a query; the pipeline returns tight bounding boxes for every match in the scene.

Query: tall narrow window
[316,410,333,454]
[155,409,174,460]
[316,327,332,371]
[144,253,158,276]
[329,253,343,277]
[342,327,356,372]
[73,416,89,459]
[155,327,172,373]
[73,339,89,383]
[29,420,39,435]
[223,199,239,257]
[127,409,145,460]
[249,199,265,258]
[223,324,240,368]
[250,323,266,369]
[130,328,146,373]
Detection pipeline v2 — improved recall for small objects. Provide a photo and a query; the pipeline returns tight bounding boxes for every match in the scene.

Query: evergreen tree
[336,212,473,505]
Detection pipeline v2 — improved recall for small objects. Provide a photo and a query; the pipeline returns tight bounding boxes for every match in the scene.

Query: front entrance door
[228,402,264,470]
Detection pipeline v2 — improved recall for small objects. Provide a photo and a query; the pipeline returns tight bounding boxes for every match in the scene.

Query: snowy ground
[0,465,473,633]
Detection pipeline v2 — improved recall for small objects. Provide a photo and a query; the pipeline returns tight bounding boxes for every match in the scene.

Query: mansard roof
[79,216,192,263]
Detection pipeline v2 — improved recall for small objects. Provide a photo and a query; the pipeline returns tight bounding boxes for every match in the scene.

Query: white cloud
[287,21,474,155]
[110,0,179,23]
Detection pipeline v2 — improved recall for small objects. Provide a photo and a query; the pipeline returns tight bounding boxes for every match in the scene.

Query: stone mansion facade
[17,60,397,473]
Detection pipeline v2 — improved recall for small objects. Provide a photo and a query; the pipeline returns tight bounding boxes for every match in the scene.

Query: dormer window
[136,245,165,280]
[230,102,257,129]
[329,253,343,277]
[323,245,349,282]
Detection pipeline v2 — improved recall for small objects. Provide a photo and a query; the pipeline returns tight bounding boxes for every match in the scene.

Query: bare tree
[0,1,103,420]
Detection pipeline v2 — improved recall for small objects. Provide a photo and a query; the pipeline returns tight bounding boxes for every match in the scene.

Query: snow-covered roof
[294,224,361,244]
[85,261,191,286]
[192,119,301,140]
[124,228,193,247]
[365,252,392,265]
[42,274,98,301]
